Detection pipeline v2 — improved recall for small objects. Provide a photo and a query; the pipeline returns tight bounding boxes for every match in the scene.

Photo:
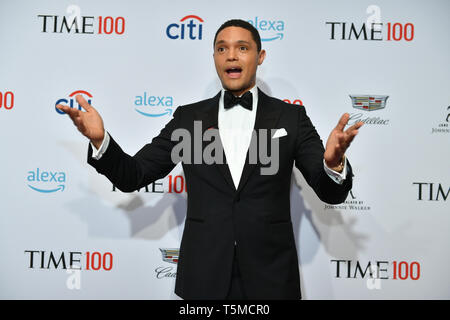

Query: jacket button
[234,194,240,202]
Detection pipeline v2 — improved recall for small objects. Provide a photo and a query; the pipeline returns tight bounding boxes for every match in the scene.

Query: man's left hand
[324,113,363,171]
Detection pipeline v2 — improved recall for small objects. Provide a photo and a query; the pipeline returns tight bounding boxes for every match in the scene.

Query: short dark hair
[213,19,262,52]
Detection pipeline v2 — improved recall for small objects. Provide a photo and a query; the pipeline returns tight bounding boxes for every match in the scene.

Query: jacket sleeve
[87,106,183,192]
[294,106,353,204]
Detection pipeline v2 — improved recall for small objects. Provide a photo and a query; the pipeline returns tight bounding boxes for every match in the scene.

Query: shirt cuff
[90,131,110,160]
[323,157,347,185]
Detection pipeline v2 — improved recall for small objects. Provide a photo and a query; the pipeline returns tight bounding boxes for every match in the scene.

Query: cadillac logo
[349,95,389,111]
[159,248,179,264]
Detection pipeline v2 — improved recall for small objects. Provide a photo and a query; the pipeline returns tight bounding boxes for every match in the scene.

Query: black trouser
[225,246,247,300]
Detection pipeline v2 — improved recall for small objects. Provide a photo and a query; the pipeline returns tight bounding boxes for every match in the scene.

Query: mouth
[225,66,243,79]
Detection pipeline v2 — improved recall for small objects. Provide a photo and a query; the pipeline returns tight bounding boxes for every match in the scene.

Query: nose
[226,47,238,61]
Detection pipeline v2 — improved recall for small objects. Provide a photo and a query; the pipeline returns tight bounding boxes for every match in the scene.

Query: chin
[222,81,248,93]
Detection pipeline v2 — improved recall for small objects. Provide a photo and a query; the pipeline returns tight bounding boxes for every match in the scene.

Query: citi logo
[247,17,285,41]
[55,90,92,114]
[134,93,174,117]
[27,168,66,193]
[166,15,204,40]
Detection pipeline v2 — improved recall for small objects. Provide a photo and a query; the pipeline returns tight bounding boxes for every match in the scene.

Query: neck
[226,83,256,97]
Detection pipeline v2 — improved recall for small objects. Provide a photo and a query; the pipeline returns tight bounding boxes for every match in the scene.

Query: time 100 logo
[0,91,14,110]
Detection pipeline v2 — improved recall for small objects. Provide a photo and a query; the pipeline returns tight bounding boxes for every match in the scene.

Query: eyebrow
[215,40,251,46]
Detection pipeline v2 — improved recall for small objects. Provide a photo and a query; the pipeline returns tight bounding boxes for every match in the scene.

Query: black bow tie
[224,90,253,111]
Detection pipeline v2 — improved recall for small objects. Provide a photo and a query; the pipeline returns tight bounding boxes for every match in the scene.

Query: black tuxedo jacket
[87,89,353,299]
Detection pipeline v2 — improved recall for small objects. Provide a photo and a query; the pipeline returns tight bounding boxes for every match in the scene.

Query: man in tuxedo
[57,19,363,300]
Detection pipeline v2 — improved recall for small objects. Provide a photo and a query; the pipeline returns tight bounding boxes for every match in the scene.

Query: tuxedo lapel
[194,92,220,131]
[193,89,282,194]
[194,92,236,191]
[236,89,282,193]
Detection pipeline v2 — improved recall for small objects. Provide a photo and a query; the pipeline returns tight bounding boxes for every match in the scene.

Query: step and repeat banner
[1,0,449,299]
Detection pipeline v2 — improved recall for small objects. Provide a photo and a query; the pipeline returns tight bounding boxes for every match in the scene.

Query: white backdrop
[1,0,449,299]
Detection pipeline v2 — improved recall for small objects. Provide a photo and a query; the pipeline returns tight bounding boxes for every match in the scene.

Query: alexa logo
[247,17,285,41]
[27,168,66,193]
[166,15,204,40]
[134,93,174,117]
[55,90,93,114]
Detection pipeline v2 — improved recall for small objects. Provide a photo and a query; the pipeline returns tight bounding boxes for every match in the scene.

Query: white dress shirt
[218,86,259,188]
[91,86,347,185]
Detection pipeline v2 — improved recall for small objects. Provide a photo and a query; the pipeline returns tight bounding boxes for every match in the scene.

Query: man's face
[213,26,266,96]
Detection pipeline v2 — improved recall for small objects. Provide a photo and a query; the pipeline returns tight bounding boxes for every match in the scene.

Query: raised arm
[57,95,182,192]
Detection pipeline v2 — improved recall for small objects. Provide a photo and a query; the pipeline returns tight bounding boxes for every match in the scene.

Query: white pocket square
[272,128,287,138]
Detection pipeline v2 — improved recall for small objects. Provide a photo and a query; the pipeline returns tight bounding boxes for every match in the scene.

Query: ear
[257,49,266,65]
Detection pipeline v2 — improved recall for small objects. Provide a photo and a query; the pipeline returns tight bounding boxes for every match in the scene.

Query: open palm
[56,95,105,148]
[324,113,363,169]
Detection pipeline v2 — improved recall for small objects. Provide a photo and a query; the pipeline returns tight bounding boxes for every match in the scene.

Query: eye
[239,46,248,51]
[217,47,225,53]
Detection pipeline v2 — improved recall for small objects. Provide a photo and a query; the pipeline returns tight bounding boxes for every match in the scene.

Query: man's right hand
[56,95,105,149]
